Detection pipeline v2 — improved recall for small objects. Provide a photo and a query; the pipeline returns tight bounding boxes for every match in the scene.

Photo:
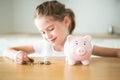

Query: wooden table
[0,57,120,80]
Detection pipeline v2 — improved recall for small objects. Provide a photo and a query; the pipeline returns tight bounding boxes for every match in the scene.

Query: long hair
[34,0,75,34]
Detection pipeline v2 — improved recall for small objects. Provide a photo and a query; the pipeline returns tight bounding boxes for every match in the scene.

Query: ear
[63,16,71,28]
[84,35,92,42]
[67,35,73,42]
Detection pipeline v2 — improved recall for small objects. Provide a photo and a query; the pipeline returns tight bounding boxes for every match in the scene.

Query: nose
[45,32,52,39]
[76,47,85,55]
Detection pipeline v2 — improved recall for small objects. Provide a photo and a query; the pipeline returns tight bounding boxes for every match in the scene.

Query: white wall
[12,0,40,33]
[0,0,13,33]
[62,0,120,34]
[0,0,120,34]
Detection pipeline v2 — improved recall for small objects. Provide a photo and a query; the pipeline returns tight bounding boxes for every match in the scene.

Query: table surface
[0,57,120,80]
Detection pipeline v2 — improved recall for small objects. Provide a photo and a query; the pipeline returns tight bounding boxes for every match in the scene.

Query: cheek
[60,26,69,34]
[55,28,67,37]
[41,34,46,40]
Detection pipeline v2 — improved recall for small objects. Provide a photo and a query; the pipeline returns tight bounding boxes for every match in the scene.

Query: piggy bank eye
[75,41,78,45]
[76,42,78,45]
[84,41,86,45]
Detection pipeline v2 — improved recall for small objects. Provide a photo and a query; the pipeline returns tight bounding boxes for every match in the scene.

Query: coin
[29,58,34,62]
[39,61,44,65]
[44,61,51,65]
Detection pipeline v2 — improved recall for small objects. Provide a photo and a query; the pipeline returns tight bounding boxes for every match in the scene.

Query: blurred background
[0,0,120,34]
[0,0,120,56]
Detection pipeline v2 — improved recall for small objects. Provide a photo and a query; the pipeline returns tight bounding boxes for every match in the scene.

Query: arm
[92,45,120,57]
[3,45,35,64]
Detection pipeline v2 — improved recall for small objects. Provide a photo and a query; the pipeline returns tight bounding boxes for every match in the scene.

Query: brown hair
[34,0,75,34]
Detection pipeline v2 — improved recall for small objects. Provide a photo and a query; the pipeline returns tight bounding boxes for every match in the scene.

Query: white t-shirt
[32,40,65,57]
[29,39,96,57]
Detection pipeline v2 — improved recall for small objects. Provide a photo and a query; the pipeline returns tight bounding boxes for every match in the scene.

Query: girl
[3,1,120,64]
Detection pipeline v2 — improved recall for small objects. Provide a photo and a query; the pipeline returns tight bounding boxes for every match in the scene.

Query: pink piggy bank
[64,35,92,65]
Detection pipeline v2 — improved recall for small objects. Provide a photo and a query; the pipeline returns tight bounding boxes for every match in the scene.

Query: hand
[14,51,30,64]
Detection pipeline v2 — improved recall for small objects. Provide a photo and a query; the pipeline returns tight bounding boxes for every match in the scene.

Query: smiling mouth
[51,38,56,43]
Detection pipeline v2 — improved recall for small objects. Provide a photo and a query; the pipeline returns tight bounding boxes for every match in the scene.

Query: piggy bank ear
[67,35,73,42]
[84,35,92,42]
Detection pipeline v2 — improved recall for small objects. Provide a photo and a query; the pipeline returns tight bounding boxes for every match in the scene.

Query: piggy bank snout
[76,47,85,55]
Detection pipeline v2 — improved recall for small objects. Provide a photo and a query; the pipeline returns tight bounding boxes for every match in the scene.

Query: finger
[23,54,30,62]
[16,52,23,60]
[15,58,23,64]
[16,58,27,64]
[15,51,29,64]
[15,54,25,64]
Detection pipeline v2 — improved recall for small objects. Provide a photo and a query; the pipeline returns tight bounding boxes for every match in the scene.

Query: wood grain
[0,57,120,80]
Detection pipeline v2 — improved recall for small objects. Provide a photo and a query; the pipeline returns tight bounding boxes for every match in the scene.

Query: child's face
[34,16,69,46]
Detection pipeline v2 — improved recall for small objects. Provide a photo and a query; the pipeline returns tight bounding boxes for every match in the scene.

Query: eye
[75,41,78,45]
[40,31,45,34]
[76,43,78,45]
[84,41,86,45]
[48,27,54,31]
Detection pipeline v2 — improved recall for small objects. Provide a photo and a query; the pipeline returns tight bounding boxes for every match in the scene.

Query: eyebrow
[40,24,53,32]
[46,24,54,29]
